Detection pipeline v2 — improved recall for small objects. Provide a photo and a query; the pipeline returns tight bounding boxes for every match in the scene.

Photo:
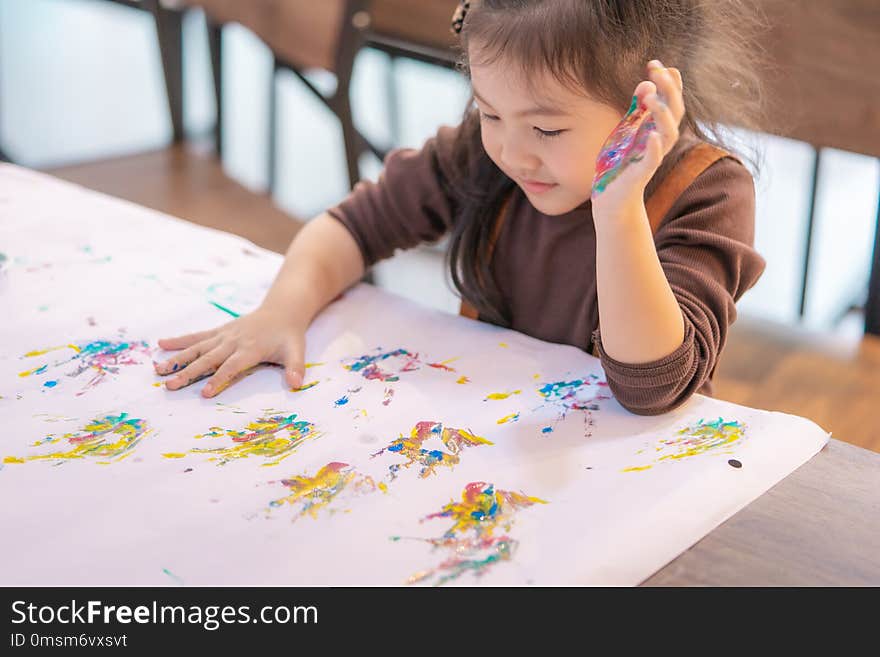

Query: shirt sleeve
[592,156,766,416]
[326,123,464,268]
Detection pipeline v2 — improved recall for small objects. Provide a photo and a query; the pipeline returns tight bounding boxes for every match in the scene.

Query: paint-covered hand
[591,60,685,214]
[153,306,307,398]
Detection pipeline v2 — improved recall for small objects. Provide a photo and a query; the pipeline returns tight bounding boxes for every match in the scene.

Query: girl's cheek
[480,129,499,159]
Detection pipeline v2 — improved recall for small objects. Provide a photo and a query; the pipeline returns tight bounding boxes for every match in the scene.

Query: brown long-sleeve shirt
[328,124,766,415]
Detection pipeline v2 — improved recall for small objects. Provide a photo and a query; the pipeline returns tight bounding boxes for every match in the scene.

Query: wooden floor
[46,141,304,255]
[45,144,880,453]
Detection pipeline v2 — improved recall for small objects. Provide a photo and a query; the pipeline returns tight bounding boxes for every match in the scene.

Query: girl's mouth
[519,179,558,194]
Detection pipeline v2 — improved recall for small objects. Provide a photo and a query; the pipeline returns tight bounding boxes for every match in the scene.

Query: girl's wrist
[592,192,648,233]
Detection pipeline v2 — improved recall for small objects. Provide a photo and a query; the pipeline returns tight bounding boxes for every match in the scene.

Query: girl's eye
[534,127,564,139]
[479,111,500,122]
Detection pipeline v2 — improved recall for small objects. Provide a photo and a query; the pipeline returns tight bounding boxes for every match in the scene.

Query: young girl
[155,0,767,415]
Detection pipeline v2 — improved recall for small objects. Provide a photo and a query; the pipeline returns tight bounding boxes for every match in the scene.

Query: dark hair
[444,0,769,327]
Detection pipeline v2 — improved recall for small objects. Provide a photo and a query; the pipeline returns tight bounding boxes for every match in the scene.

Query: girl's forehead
[469,61,594,114]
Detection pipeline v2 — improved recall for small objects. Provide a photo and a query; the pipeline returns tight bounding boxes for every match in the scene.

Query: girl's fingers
[284,343,306,390]
[155,336,220,376]
[647,60,685,121]
[165,343,233,391]
[157,329,217,352]
[201,350,260,398]
[668,66,683,92]
[643,93,679,152]
[633,80,656,106]
[622,130,664,187]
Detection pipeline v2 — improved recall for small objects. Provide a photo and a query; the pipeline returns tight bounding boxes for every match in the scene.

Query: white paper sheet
[0,164,830,586]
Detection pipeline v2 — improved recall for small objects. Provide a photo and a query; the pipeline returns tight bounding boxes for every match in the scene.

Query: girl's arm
[593,199,685,363]
[155,213,364,396]
[260,212,365,326]
[590,62,763,415]
[591,60,687,364]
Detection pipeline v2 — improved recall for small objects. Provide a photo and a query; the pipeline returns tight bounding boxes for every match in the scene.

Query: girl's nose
[499,140,540,173]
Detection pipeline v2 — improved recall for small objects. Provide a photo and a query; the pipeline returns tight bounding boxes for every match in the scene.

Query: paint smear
[534,374,611,437]
[623,417,748,472]
[343,348,418,382]
[484,390,521,401]
[4,412,152,465]
[496,412,520,425]
[342,348,459,383]
[372,421,492,481]
[166,413,322,466]
[427,358,457,372]
[592,94,656,196]
[267,462,380,520]
[18,339,152,395]
[162,568,185,586]
[394,482,547,586]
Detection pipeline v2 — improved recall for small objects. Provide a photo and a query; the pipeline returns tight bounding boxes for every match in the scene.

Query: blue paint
[334,395,350,407]
[43,380,58,388]
[541,426,553,434]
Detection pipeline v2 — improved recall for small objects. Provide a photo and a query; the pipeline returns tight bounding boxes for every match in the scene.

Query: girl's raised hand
[591,60,685,212]
[153,306,307,398]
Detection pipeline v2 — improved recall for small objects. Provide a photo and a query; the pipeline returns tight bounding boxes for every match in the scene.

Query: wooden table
[646,439,880,585]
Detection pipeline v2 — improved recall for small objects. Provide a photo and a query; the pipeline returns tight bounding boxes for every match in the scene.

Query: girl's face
[469,53,623,216]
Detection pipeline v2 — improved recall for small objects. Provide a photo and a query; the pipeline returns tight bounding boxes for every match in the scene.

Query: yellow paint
[305,362,325,368]
[380,423,493,479]
[152,382,162,387]
[497,413,519,425]
[485,390,521,400]
[291,380,319,392]
[162,453,187,459]
[270,462,378,519]
[407,570,432,584]
[622,465,653,472]
[456,376,470,384]
[10,415,152,464]
[23,344,79,358]
[378,482,388,493]
[3,456,25,464]
[445,427,493,448]
[498,342,508,348]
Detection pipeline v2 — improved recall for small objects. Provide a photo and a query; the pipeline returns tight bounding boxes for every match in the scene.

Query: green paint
[209,300,240,318]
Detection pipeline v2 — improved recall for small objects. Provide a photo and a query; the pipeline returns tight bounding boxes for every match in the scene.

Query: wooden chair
[179,0,380,192]
[173,1,459,193]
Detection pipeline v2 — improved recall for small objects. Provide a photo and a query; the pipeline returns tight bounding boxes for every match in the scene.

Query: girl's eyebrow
[472,87,570,119]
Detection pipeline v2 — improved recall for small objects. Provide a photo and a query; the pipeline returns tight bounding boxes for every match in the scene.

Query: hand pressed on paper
[153,306,307,398]
[591,60,685,214]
